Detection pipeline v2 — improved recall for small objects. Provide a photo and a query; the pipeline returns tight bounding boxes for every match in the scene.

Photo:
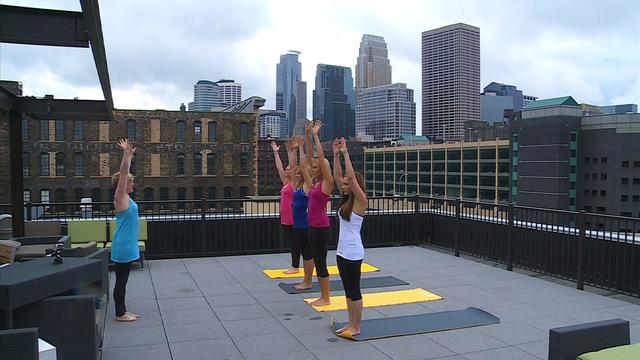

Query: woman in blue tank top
[291,135,315,290]
[111,138,140,322]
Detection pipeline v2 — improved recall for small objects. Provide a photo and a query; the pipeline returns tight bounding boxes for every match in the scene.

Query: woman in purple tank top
[271,139,299,274]
[305,120,334,306]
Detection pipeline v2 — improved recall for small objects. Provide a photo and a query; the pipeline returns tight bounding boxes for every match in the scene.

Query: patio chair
[548,318,630,360]
[0,327,39,360]
[105,219,147,269]
[67,220,108,248]
[0,239,21,266]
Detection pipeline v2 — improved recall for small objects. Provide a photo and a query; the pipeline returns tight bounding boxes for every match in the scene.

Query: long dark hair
[338,172,366,221]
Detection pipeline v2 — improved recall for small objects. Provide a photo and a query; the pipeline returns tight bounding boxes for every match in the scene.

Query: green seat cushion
[67,220,107,243]
[578,343,640,360]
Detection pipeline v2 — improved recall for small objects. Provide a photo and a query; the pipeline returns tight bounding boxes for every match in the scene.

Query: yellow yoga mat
[304,288,442,312]
[262,263,380,279]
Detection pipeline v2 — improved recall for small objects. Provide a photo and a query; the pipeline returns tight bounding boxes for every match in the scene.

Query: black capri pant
[337,255,363,301]
[294,227,313,261]
[309,226,331,278]
[282,225,300,268]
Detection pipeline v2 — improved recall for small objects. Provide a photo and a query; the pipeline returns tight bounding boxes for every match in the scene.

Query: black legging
[282,225,300,268]
[294,228,313,260]
[337,255,363,301]
[113,261,132,317]
[309,227,331,278]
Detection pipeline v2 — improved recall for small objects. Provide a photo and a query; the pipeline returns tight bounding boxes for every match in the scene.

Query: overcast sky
[1,0,639,134]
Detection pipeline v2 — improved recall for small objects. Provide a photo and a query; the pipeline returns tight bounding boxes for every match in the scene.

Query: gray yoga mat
[278,276,409,294]
[332,307,499,341]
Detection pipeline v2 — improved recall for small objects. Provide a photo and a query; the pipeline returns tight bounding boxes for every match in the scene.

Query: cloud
[1,0,638,133]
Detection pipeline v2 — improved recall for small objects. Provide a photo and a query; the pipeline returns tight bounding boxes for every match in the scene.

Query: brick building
[1,108,259,205]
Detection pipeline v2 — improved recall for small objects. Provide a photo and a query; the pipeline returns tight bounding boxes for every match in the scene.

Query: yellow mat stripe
[263,263,380,279]
[304,288,442,312]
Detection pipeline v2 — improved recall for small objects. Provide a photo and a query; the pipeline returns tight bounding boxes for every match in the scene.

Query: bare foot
[115,313,138,322]
[125,312,140,319]
[310,298,331,307]
[294,282,312,290]
[339,326,360,338]
[347,326,360,336]
[335,324,351,334]
[284,268,300,274]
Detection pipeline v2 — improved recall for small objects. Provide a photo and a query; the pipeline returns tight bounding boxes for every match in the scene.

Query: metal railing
[1,196,639,297]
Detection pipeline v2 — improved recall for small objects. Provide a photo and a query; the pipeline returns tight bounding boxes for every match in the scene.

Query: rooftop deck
[101,246,640,360]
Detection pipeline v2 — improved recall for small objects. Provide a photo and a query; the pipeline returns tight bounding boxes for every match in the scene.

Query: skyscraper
[188,80,220,112]
[217,79,243,108]
[313,64,356,142]
[422,23,480,142]
[356,83,415,140]
[276,51,307,137]
[355,34,392,98]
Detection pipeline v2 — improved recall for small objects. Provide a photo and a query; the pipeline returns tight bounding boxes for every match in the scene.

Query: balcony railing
[1,196,639,298]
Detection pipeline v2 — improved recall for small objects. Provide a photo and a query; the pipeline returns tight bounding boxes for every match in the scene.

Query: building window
[600,190,607,197]
[634,178,640,185]
[208,122,217,142]
[570,150,577,158]
[591,173,597,180]
[193,187,203,200]
[55,120,65,141]
[239,186,249,197]
[635,161,640,168]
[22,119,29,140]
[570,182,576,190]
[130,158,136,175]
[570,133,577,142]
[40,189,50,203]
[207,153,216,175]
[40,120,49,140]
[512,180,518,187]
[633,195,639,202]
[569,198,575,206]
[584,189,589,195]
[584,205,592,212]
[224,186,232,198]
[126,119,136,140]
[596,206,606,214]
[176,121,186,142]
[621,195,628,202]
[74,120,84,141]
[240,122,249,143]
[55,152,65,176]
[584,174,590,180]
[570,166,576,174]
[591,190,597,196]
[74,188,85,201]
[193,153,202,175]
[159,187,169,201]
[240,153,249,175]
[91,188,102,202]
[194,121,202,142]
[74,153,84,176]
[622,161,629,168]
[622,178,629,185]
[55,188,66,202]
[207,186,216,199]
[592,157,598,164]
[601,157,607,164]
[23,190,31,203]
[600,173,607,180]
[22,153,30,176]
[584,157,590,163]
[177,187,186,200]
[176,153,185,175]
[143,187,154,202]
[40,152,50,176]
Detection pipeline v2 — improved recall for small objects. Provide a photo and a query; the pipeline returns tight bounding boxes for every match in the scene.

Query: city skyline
[0,0,638,135]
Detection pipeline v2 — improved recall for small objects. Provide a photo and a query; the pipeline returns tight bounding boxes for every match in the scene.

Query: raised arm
[312,120,334,194]
[333,138,344,189]
[271,141,286,185]
[305,121,313,167]
[285,138,297,170]
[299,136,313,193]
[340,138,367,210]
[115,138,136,213]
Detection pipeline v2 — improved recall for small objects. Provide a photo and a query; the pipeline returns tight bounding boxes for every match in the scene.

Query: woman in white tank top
[332,137,367,337]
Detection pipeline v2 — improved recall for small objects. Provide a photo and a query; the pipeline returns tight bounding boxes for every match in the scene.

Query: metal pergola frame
[0,0,114,236]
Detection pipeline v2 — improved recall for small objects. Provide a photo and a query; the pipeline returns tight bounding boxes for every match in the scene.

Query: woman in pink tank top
[305,120,334,306]
[271,139,300,274]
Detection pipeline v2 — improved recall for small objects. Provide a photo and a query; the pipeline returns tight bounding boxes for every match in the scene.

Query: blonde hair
[112,172,134,187]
